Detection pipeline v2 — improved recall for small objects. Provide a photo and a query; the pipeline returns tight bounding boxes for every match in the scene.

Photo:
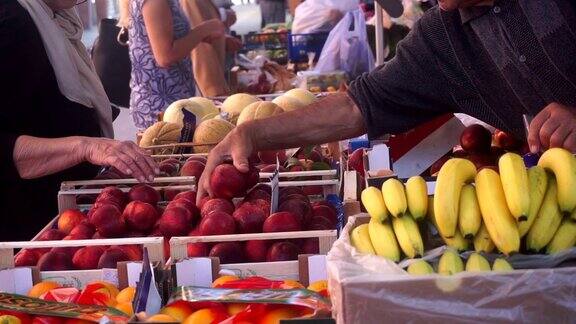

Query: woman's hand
[225,35,243,53]
[198,19,226,43]
[82,138,159,183]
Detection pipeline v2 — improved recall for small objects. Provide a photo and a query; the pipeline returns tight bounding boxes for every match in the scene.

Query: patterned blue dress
[128,0,195,130]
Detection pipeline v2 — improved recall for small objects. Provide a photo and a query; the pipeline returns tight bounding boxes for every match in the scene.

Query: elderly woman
[124,0,225,130]
[0,0,157,240]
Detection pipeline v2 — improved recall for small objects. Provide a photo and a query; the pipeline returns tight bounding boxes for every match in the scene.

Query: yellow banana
[407,260,434,275]
[406,176,428,221]
[438,249,464,275]
[391,213,424,258]
[465,253,491,272]
[498,153,530,221]
[350,224,375,255]
[473,223,495,253]
[492,258,514,272]
[368,218,400,262]
[428,196,468,251]
[458,184,482,239]
[518,166,549,237]
[475,169,520,255]
[361,187,388,222]
[382,178,407,218]
[546,218,576,254]
[434,158,477,238]
[526,178,563,252]
[538,148,576,215]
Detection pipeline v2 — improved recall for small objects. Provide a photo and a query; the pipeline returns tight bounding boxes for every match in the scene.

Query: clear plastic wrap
[327,215,576,323]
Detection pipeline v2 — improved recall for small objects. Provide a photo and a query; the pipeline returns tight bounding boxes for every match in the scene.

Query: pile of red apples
[15,162,337,270]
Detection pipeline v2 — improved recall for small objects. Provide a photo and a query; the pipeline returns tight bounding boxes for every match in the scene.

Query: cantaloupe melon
[237,101,283,125]
[272,95,305,112]
[193,119,235,153]
[221,93,261,124]
[139,121,182,154]
[284,88,317,106]
[163,99,215,126]
[189,97,219,115]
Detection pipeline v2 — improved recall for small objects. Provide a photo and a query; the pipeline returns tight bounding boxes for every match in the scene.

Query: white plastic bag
[291,0,359,34]
[314,10,375,80]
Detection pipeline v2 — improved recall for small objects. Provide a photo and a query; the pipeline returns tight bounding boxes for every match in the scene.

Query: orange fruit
[115,302,134,316]
[145,314,176,323]
[182,308,228,324]
[159,302,194,322]
[0,315,21,324]
[281,280,304,289]
[211,275,239,287]
[227,303,247,316]
[116,287,136,304]
[258,308,298,324]
[28,281,61,298]
[92,281,119,298]
[307,280,328,293]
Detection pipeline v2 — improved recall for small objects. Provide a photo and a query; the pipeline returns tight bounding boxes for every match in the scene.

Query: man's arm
[198,93,365,198]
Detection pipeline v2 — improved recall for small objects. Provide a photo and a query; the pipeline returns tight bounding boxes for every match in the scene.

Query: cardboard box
[327,215,576,323]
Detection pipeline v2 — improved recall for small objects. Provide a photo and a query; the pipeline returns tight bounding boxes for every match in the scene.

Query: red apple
[128,184,161,206]
[348,148,365,177]
[198,211,236,235]
[97,247,130,269]
[244,240,270,262]
[69,223,96,239]
[163,187,181,201]
[210,164,247,199]
[89,205,126,238]
[266,242,299,262]
[14,249,40,267]
[186,156,208,164]
[245,185,271,202]
[493,129,520,150]
[198,195,211,210]
[468,154,496,171]
[201,198,235,218]
[244,166,260,191]
[301,238,319,254]
[258,150,287,164]
[278,199,312,225]
[34,229,66,255]
[312,205,337,226]
[122,201,159,232]
[73,246,106,270]
[279,187,305,199]
[114,245,143,261]
[174,191,197,203]
[180,160,205,179]
[37,251,73,271]
[57,209,85,235]
[241,199,270,217]
[158,207,193,237]
[312,200,337,214]
[233,203,266,233]
[307,216,334,230]
[159,162,178,176]
[460,124,492,154]
[209,242,244,264]
[187,242,210,258]
[167,199,200,224]
[263,212,302,233]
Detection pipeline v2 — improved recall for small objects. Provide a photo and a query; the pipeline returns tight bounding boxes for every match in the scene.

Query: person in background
[123,0,225,130]
[0,0,158,240]
[180,0,242,97]
[259,0,287,28]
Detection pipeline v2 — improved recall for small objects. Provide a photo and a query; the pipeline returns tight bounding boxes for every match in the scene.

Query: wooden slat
[220,261,300,281]
[61,176,197,189]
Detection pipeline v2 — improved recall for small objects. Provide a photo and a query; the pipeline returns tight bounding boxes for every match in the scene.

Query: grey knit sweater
[349,0,576,140]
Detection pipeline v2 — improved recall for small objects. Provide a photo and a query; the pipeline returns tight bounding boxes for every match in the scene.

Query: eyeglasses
[76,0,88,5]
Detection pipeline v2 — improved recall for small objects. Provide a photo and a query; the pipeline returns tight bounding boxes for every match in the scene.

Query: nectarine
[233,203,266,233]
[180,160,205,179]
[244,240,270,262]
[209,242,244,264]
[122,201,159,232]
[158,207,193,237]
[278,199,312,225]
[198,211,236,235]
[14,249,40,267]
[267,242,299,262]
[57,209,85,235]
[200,199,235,218]
[263,212,302,233]
[68,222,96,239]
[210,164,247,199]
[128,184,161,206]
[37,251,73,271]
[97,247,129,269]
[72,247,105,270]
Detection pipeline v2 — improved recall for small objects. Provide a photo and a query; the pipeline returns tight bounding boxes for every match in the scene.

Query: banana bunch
[465,253,491,272]
[361,187,388,222]
[349,219,401,262]
[407,260,434,275]
[382,178,407,218]
[428,197,469,251]
[538,148,576,215]
[526,178,563,252]
[499,153,530,221]
[392,214,425,258]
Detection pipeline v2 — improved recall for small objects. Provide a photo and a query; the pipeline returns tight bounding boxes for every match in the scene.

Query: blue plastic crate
[243,32,288,51]
[288,32,330,63]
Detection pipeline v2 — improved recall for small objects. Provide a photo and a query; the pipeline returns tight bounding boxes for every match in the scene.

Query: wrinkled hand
[224,9,237,28]
[83,138,159,183]
[197,127,253,203]
[200,19,226,43]
[225,35,243,53]
[528,102,576,153]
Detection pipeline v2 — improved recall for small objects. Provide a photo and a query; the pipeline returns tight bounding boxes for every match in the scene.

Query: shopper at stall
[198,0,576,199]
[259,0,287,27]
[125,0,225,130]
[0,0,159,240]
[180,0,242,97]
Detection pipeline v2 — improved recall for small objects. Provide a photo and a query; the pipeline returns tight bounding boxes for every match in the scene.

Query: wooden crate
[0,237,164,289]
[57,176,196,213]
[169,230,336,281]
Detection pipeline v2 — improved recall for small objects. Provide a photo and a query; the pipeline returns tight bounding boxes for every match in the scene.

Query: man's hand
[197,126,253,203]
[83,138,159,183]
[224,9,237,28]
[225,35,243,53]
[199,19,226,43]
[528,102,576,153]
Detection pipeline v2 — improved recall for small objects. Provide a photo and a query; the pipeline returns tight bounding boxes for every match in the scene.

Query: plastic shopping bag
[291,0,359,34]
[314,10,375,80]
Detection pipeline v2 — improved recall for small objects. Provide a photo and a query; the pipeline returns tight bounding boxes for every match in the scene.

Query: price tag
[269,156,280,214]
[0,268,33,295]
[175,258,213,288]
[308,255,327,283]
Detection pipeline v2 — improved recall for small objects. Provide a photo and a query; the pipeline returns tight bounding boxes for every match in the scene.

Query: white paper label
[0,268,33,295]
[176,258,213,288]
[308,255,327,283]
